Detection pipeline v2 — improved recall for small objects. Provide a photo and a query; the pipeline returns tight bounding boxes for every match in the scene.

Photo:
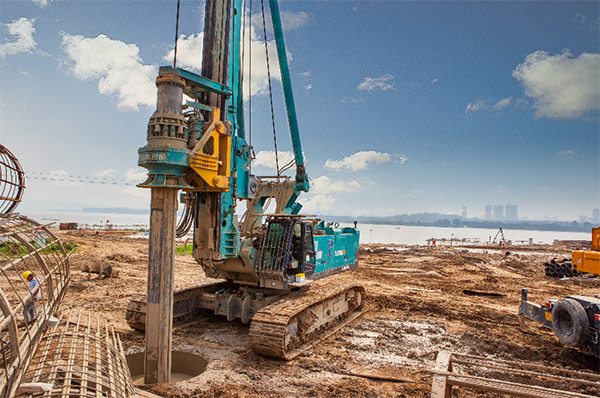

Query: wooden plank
[430,370,599,398]
[430,351,452,398]
[14,382,53,394]
[451,358,600,388]
[452,352,600,380]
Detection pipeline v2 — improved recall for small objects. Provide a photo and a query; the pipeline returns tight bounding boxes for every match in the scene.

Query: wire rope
[260,0,280,176]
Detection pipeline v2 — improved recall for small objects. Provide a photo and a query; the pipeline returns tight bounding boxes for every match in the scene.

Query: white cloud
[342,97,363,104]
[324,151,392,172]
[163,15,284,99]
[357,74,395,91]
[124,167,147,182]
[281,11,310,31]
[241,22,283,98]
[557,149,577,158]
[465,99,487,113]
[396,154,408,165]
[32,0,57,8]
[251,11,310,33]
[300,194,335,213]
[62,34,157,111]
[94,168,115,178]
[512,50,600,119]
[311,176,360,194]
[493,185,508,194]
[466,97,512,113]
[539,186,551,192]
[253,150,295,170]
[299,71,311,78]
[163,33,204,71]
[160,9,307,100]
[432,78,439,84]
[491,97,512,111]
[0,17,38,58]
[305,83,313,91]
[573,12,599,30]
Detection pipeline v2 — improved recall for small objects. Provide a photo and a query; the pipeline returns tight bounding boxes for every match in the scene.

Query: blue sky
[0,0,598,221]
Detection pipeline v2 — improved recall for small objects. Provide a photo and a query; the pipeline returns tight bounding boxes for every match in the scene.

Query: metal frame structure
[19,309,134,398]
[0,214,71,397]
[0,145,25,215]
[430,351,600,398]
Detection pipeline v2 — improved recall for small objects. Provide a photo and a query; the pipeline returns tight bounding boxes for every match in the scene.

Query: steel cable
[260,0,280,176]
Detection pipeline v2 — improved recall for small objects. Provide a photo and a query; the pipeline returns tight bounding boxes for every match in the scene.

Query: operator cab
[257,216,316,280]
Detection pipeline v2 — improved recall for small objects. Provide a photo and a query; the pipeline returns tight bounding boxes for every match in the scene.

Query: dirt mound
[106,253,139,263]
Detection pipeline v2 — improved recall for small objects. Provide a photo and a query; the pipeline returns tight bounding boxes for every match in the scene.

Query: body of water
[20,210,150,228]
[17,211,591,245]
[344,223,591,246]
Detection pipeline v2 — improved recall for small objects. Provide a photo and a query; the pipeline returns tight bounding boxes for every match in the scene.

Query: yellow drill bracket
[189,107,232,190]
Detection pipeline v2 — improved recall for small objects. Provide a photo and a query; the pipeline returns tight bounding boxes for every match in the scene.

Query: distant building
[593,208,600,225]
[579,215,590,224]
[461,207,467,218]
[485,205,492,219]
[505,204,518,221]
[493,205,504,220]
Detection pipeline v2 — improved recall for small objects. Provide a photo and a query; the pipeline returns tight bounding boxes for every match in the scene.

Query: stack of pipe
[544,258,580,278]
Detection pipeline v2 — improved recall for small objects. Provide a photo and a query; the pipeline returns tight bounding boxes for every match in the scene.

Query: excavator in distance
[126,0,364,369]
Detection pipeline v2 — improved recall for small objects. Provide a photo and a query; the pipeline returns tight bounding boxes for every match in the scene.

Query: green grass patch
[0,242,29,257]
[0,241,80,257]
[44,241,80,253]
[175,244,193,255]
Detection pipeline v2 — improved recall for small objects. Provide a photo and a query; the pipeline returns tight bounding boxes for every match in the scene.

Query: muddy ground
[59,230,599,397]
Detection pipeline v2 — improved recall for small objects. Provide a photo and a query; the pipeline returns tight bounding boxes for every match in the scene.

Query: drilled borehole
[126,350,207,384]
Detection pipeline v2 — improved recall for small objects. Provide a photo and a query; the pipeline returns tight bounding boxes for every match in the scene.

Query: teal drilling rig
[127,0,364,383]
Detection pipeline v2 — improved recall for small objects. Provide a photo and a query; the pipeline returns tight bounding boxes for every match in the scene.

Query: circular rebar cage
[0,145,25,215]
[21,310,134,398]
[0,214,70,396]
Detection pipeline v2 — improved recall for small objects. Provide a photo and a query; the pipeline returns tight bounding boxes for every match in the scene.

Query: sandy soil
[58,230,599,397]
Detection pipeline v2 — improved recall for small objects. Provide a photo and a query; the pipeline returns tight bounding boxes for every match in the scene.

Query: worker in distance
[22,271,41,323]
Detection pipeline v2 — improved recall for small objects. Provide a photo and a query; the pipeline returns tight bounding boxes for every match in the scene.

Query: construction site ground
[60,230,600,397]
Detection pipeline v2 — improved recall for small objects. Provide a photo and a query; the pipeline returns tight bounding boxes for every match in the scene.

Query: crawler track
[125,281,229,330]
[249,284,365,360]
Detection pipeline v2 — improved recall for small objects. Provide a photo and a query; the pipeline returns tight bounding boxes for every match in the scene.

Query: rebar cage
[0,214,70,396]
[20,309,134,398]
[0,145,25,215]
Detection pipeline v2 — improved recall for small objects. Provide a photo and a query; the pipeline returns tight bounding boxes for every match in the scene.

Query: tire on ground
[551,298,589,347]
